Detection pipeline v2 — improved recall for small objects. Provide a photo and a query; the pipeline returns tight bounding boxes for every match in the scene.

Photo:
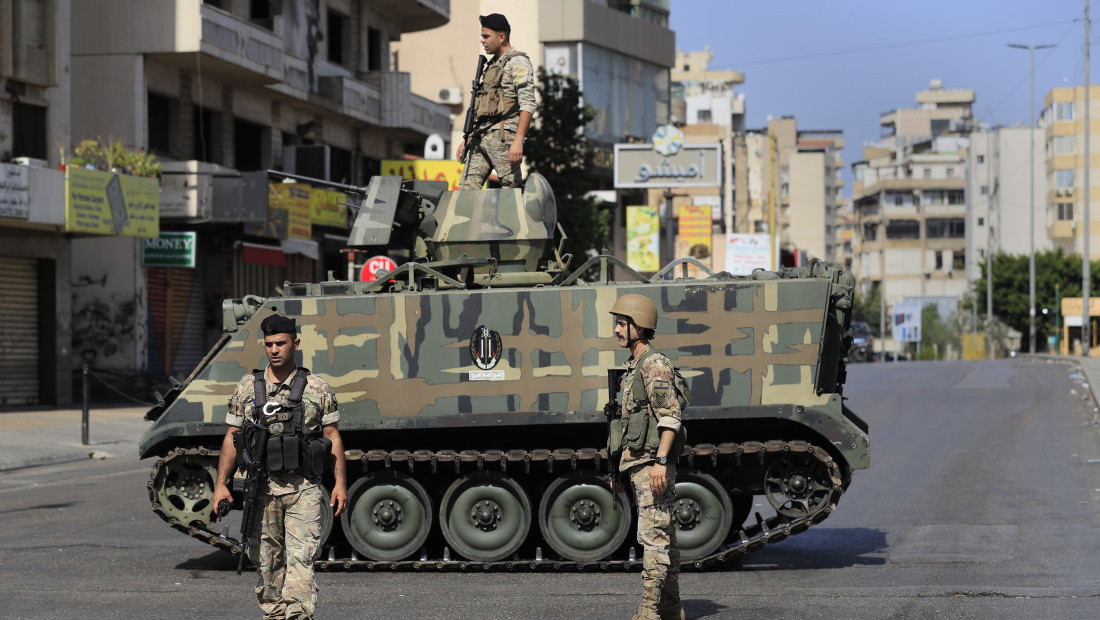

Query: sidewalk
[0,404,151,472]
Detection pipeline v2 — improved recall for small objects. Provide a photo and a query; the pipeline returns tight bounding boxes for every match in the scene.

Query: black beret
[260,314,296,336]
[479,13,510,32]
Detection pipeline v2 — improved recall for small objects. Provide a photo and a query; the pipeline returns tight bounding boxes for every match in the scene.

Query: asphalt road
[1,359,1099,619]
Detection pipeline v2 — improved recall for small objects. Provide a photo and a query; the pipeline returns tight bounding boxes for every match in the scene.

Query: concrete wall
[788,150,826,260]
[71,54,143,147]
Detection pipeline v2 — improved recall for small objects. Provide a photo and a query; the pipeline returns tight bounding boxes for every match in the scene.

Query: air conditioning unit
[437,86,462,105]
[13,157,48,168]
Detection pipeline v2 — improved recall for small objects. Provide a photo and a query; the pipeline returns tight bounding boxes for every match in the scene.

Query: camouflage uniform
[227,367,339,620]
[619,344,683,620]
[460,49,537,189]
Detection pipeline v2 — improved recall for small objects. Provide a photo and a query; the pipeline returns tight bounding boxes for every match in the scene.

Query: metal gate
[0,257,39,406]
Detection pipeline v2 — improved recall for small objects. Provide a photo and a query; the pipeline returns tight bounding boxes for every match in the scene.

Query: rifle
[460,55,488,164]
[233,420,269,575]
[605,368,626,480]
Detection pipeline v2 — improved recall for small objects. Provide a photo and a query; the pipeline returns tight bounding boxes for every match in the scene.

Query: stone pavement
[3,355,1100,473]
[0,404,150,472]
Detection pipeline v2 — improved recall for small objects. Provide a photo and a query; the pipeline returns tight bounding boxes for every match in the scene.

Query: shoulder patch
[512,61,529,87]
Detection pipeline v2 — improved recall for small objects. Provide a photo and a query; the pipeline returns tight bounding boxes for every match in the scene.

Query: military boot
[631,586,662,620]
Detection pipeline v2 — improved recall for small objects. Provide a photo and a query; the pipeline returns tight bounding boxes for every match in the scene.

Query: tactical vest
[473,49,528,126]
[614,349,690,458]
[249,368,332,478]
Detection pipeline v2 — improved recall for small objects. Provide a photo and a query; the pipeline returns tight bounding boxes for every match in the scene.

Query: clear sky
[669,0,1089,194]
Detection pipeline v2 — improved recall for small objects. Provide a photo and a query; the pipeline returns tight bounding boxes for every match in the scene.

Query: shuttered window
[0,258,40,405]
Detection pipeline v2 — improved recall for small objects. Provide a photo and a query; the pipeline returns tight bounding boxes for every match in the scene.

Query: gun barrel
[267,169,367,195]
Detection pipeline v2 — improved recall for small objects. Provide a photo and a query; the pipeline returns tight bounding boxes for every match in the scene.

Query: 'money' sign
[142,231,197,268]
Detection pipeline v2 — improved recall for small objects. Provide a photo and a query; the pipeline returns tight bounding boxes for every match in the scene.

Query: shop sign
[65,167,159,237]
[142,231,197,268]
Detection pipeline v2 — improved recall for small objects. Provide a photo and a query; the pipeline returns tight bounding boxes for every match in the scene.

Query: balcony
[366,0,449,33]
[364,72,452,136]
[317,76,383,124]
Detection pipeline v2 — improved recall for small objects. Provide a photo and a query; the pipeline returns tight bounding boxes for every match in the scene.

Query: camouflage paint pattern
[629,463,679,619]
[250,486,322,619]
[459,128,523,189]
[141,175,867,480]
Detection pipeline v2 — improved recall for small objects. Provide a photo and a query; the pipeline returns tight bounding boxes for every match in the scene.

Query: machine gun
[460,55,488,165]
[233,420,270,575]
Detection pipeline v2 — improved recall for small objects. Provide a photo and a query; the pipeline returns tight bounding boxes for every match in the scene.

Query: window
[946,167,954,178]
[1056,170,1075,187]
[978,217,984,226]
[923,190,941,206]
[12,102,47,160]
[923,168,932,179]
[977,154,985,164]
[886,220,920,239]
[148,92,177,157]
[696,109,712,123]
[1054,136,1074,154]
[327,11,348,67]
[953,252,965,272]
[948,190,965,205]
[1054,102,1075,122]
[250,0,273,29]
[981,185,989,195]
[367,27,384,71]
[1057,202,1074,221]
[935,252,944,270]
[234,117,268,171]
[193,106,222,163]
[894,192,903,206]
[926,218,965,238]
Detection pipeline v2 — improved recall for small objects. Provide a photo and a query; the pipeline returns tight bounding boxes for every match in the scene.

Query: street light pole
[1009,42,1055,354]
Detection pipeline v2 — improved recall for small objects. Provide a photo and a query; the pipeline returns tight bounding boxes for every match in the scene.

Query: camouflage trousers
[248,486,322,620]
[628,463,680,605]
[459,127,522,189]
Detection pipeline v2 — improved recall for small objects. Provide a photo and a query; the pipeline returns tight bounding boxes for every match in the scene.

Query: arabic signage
[676,204,712,278]
[725,234,773,275]
[66,167,159,237]
[310,188,347,228]
[268,183,312,240]
[627,206,660,272]
[383,159,466,190]
[614,125,721,189]
[0,163,29,219]
[142,231,197,268]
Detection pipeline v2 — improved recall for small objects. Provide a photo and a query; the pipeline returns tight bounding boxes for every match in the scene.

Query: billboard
[65,167,159,237]
[724,234,773,275]
[626,206,660,272]
[893,301,923,343]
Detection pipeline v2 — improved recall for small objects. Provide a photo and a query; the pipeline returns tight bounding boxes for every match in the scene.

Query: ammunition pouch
[266,434,331,479]
[250,368,332,480]
[607,417,626,457]
[624,409,651,452]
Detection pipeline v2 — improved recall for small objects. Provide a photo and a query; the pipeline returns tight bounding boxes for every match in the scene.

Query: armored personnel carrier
[141,171,868,571]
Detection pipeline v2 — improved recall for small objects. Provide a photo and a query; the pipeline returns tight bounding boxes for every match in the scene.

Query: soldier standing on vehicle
[211,314,348,619]
[457,13,536,189]
[607,295,684,620]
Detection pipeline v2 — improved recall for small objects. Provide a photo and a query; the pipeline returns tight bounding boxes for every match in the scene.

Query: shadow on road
[176,549,241,572]
[740,527,888,570]
[684,598,729,618]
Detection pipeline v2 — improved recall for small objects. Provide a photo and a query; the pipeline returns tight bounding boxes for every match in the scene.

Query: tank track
[147,439,844,571]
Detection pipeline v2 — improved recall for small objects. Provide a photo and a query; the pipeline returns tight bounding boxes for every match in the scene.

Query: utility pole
[1085,0,1092,356]
[1008,42,1055,353]
[987,131,995,360]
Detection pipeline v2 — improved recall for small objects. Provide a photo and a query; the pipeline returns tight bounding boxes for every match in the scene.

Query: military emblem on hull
[469,326,503,370]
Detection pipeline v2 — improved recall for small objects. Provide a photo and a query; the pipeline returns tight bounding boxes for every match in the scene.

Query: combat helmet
[609,294,657,331]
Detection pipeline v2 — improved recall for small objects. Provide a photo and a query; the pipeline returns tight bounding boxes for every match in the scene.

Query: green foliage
[68,137,161,178]
[852,283,884,338]
[969,248,1095,352]
[524,68,608,272]
[918,303,959,360]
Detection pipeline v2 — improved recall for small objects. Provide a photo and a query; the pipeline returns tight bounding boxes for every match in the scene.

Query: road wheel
[672,470,734,561]
[764,452,834,518]
[341,471,433,561]
[440,471,531,562]
[538,471,631,561]
[150,454,217,527]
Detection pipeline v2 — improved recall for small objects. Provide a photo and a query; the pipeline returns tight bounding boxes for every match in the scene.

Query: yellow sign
[270,183,312,239]
[676,204,712,277]
[382,160,466,190]
[65,167,159,238]
[310,188,347,228]
[627,206,660,272]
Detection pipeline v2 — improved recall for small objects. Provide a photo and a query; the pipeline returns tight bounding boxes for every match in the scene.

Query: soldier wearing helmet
[608,294,684,620]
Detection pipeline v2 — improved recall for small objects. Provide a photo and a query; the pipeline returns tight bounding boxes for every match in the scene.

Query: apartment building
[851,80,974,308]
[0,0,73,405]
[1042,86,1100,259]
[60,1,449,388]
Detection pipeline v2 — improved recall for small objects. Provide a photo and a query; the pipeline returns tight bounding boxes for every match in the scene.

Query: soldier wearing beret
[212,314,347,619]
[457,13,537,189]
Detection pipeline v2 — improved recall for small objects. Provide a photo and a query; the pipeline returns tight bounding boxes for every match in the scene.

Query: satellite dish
[425,134,445,160]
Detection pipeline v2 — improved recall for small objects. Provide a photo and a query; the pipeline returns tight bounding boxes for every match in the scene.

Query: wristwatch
[654,455,668,465]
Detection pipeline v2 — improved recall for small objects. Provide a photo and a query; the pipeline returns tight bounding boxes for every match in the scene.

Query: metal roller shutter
[0,258,39,406]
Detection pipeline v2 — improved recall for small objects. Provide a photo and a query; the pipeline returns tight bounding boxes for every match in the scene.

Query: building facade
[1042,86,1100,259]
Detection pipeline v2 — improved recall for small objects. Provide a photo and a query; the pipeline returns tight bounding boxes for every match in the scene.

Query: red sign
[359,255,398,282]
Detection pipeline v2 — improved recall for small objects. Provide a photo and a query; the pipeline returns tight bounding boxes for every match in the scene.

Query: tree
[524,68,608,271]
[851,283,884,338]
[916,303,959,360]
[969,248,1098,352]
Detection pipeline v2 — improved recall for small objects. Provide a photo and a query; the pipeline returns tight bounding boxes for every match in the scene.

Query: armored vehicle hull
[141,175,868,571]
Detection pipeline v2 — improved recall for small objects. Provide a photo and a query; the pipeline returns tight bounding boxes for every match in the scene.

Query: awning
[242,241,286,266]
[281,237,319,260]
